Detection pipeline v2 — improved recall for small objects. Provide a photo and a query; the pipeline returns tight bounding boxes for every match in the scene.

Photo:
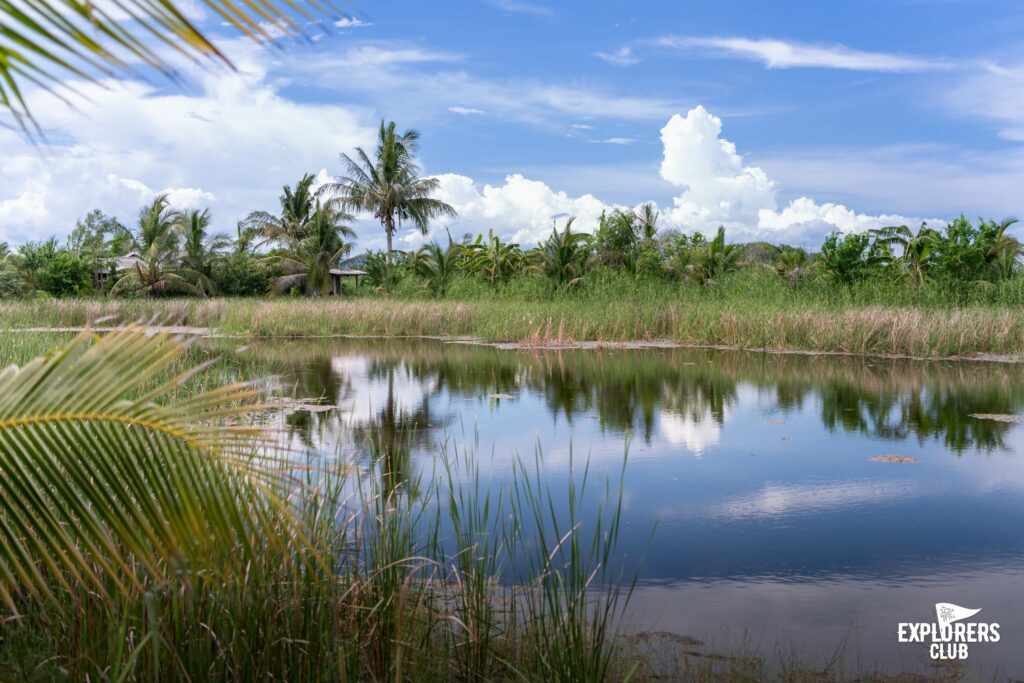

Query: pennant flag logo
[935,603,982,628]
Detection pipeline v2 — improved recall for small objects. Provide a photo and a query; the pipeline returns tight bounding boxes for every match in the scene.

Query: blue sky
[2,0,1024,249]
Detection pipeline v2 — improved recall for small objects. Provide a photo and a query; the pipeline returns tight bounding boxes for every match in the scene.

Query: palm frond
[0,326,279,611]
[270,271,309,294]
[1,0,339,136]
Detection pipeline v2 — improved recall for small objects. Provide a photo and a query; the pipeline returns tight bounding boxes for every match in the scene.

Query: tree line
[1,121,1019,300]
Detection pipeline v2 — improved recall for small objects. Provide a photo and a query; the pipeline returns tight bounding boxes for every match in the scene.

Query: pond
[231,337,1024,678]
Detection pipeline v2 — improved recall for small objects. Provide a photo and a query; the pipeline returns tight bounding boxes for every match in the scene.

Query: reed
[2,289,1023,358]
[0,402,641,681]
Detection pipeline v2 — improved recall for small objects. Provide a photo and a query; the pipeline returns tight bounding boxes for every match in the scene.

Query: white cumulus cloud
[430,173,611,245]
[658,106,932,244]
[0,40,375,245]
[659,106,777,230]
[426,106,932,249]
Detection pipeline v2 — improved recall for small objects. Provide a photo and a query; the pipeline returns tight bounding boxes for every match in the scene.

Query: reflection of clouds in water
[649,479,923,523]
[954,426,1024,492]
[658,404,732,455]
[735,383,763,404]
[330,356,366,377]
[625,567,1024,675]
[331,355,437,423]
[716,479,920,520]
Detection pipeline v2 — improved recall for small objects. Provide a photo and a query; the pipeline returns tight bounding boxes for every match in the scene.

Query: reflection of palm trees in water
[284,354,353,448]
[660,375,735,429]
[820,384,1013,452]
[216,338,1024,456]
[355,361,438,494]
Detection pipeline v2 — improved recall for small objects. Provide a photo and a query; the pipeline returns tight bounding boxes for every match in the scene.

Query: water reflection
[226,339,1023,456]
[213,338,1024,675]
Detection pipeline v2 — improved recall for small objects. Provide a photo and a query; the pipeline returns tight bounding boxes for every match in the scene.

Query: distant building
[329,268,367,295]
[92,252,147,292]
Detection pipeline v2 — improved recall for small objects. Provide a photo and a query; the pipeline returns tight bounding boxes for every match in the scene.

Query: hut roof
[116,252,146,270]
[94,252,147,274]
[329,269,368,276]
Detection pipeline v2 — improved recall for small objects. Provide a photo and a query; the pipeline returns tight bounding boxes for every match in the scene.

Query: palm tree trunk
[385,214,395,260]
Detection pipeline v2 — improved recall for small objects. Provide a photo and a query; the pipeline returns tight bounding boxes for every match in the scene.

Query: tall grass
[0,425,640,681]
[3,272,1024,357]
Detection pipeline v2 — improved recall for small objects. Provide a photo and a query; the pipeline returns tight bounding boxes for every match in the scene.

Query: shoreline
[3,325,1021,363]
[2,297,1024,361]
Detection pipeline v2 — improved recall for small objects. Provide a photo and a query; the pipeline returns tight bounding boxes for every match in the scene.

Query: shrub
[40,251,93,297]
[0,261,27,298]
[212,255,272,296]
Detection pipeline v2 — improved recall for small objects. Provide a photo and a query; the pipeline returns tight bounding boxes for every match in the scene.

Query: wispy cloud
[449,106,485,115]
[656,36,952,72]
[484,0,552,16]
[332,45,462,68]
[569,123,595,130]
[596,46,639,67]
[334,17,372,29]
[946,60,1024,140]
[590,137,636,145]
[293,44,690,124]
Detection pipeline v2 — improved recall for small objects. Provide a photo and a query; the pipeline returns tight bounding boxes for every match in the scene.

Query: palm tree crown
[110,195,205,296]
[179,208,224,295]
[328,121,457,256]
[268,200,356,296]
[541,217,590,288]
[244,174,320,244]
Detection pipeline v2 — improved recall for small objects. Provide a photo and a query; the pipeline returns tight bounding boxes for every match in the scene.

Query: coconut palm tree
[413,234,464,295]
[464,230,523,286]
[541,217,590,288]
[871,223,941,288]
[179,208,222,294]
[686,226,738,286]
[110,195,205,296]
[268,201,356,296]
[2,0,333,136]
[0,326,278,610]
[232,221,265,257]
[638,203,660,242]
[986,217,1021,281]
[329,121,456,257]
[244,174,319,245]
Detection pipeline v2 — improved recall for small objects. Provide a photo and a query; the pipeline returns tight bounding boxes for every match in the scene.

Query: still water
[235,338,1024,677]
